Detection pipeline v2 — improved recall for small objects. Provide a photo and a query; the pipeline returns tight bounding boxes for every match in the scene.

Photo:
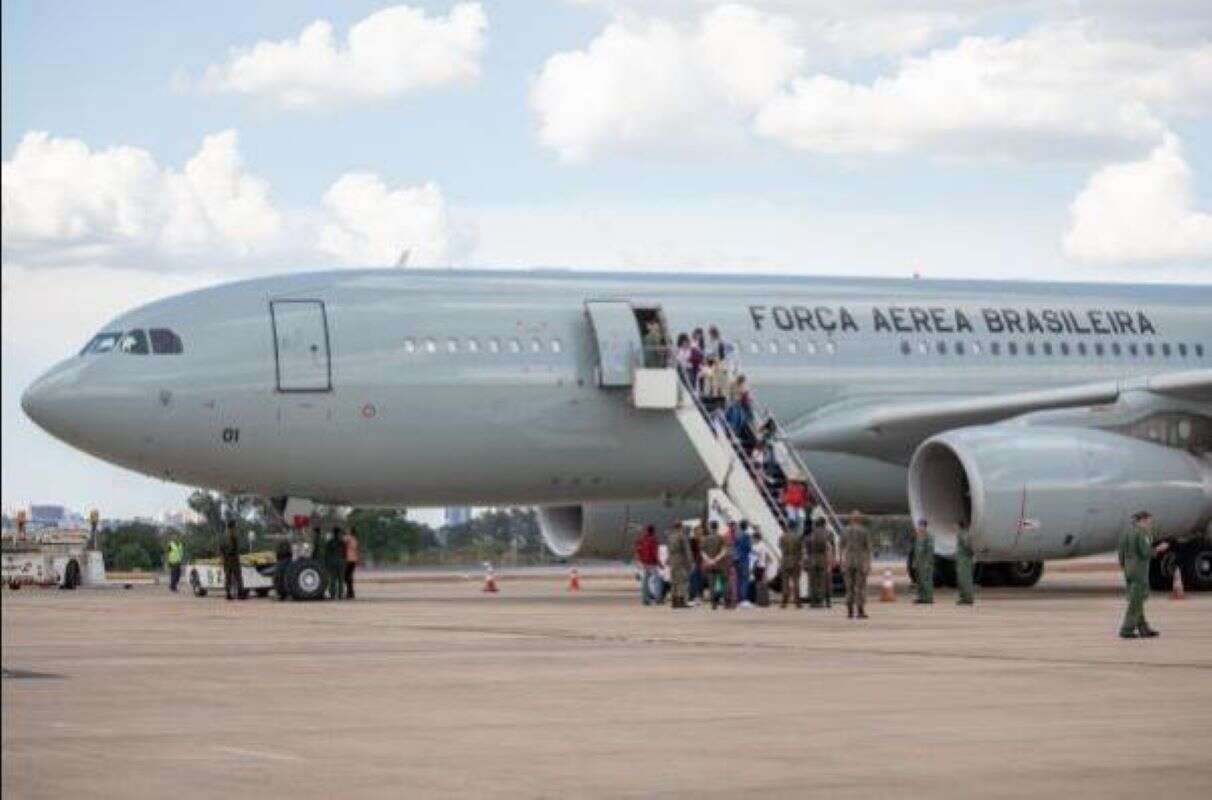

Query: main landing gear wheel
[285,558,326,601]
[190,568,207,597]
[1180,541,1212,592]
[1149,549,1180,592]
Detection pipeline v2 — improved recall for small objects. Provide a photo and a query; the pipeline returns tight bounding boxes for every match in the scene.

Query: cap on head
[1131,510,1153,523]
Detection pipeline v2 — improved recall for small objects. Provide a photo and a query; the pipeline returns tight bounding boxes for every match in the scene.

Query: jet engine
[536,498,705,559]
[909,425,1212,564]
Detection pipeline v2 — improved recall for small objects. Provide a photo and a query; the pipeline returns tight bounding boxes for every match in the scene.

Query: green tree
[345,508,433,565]
[101,522,163,571]
[112,542,152,571]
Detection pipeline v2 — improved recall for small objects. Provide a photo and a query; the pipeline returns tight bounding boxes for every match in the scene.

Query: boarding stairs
[631,366,845,564]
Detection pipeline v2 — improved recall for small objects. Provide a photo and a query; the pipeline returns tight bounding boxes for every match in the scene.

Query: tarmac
[3,569,1210,799]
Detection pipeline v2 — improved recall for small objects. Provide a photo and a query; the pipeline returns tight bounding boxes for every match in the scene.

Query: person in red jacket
[634,525,661,605]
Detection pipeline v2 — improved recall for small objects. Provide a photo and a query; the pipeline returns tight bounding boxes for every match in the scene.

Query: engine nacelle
[908,425,1212,561]
[536,498,704,558]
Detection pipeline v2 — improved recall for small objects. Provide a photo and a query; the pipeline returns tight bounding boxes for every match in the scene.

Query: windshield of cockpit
[80,328,184,356]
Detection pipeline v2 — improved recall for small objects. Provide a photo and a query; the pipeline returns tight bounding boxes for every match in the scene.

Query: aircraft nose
[22,361,82,442]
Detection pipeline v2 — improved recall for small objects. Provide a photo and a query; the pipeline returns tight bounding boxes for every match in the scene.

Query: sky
[2,0,1211,518]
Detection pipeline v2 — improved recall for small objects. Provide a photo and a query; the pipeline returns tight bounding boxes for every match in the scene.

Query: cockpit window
[149,328,183,355]
[81,332,122,355]
[118,329,149,355]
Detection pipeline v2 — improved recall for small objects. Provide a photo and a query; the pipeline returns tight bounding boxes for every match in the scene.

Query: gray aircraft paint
[22,268,1212,559]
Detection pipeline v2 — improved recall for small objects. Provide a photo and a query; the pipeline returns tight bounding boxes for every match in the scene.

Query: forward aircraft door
[585,301,643,387]
[270,300,332,392]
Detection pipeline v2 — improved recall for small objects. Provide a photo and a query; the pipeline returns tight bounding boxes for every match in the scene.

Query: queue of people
[637,511,875,618]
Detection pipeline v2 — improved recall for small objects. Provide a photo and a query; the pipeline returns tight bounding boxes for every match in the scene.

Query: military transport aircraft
[21,269,1212,597]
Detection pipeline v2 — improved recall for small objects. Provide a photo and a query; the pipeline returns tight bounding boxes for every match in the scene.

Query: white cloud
[537,6,1212,164]
[1063,134,1212,266]
[2,130,468,272]
[754,23,1211,161]
[2,130,282,267]
[319,174,473,267]
[200,3,487,110]
[530,4,802,162]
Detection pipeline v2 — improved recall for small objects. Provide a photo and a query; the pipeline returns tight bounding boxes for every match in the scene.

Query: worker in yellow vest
[166,538,184,592]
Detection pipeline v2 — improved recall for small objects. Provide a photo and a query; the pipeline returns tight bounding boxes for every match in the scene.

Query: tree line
[100,491,547,571]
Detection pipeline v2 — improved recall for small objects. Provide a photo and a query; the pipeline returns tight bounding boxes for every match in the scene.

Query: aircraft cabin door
[585,300,643,387]
[270,299,332,392]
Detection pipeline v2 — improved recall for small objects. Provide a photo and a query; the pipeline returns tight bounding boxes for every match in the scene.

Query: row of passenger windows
[403,336,563,356]
[741,337,1207,360]
[81,328,184,356]
[897,339,1205,359]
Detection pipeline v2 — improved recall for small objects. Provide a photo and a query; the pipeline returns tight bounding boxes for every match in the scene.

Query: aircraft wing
[788,369,1212,464]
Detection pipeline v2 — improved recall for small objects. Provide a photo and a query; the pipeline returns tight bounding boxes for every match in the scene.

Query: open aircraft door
[585,300,643,387]
[270,299,332,392]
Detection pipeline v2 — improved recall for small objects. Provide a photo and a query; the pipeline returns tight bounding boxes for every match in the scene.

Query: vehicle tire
[1149,550,1179,592]
[8,580,20,590]
[1002,560,1044,587]
[189,569,207,598]
[62,559,81,590]
[255,588,270,598]
[1179,540,1212,592]
[286,558,326,601]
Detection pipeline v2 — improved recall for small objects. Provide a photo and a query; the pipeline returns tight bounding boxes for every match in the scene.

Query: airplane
[20,268,1212,599]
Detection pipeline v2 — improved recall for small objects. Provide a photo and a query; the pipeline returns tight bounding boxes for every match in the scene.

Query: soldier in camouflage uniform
[841,511,872,619]
[955,520,976,606]
[912,519,935,604]
[219,521,244,601]
[702,522,727,609]
[806,517,830,608]
[666,525,692,609]
[1118,511,1165,638]
[778,524,803,609]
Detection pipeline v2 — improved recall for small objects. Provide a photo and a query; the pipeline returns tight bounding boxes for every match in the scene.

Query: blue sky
[3,1,1210,518]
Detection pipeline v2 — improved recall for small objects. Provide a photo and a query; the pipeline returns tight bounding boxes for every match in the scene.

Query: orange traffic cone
[568,567,581,592]
[879,569,896,602]
[1172,568,1186,600]
[482,562,499,593]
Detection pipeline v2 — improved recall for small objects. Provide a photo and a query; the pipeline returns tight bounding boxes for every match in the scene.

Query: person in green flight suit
[324,526,347,600]
[1118,510,1167,639]
[912,519,935,604]
[219,521,244,601]
[955,520,976,606]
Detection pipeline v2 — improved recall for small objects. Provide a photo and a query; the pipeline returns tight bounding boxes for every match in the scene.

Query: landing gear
[1148,547,1180,591]
[1178,539,1212,592]
[284,558,326,601]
